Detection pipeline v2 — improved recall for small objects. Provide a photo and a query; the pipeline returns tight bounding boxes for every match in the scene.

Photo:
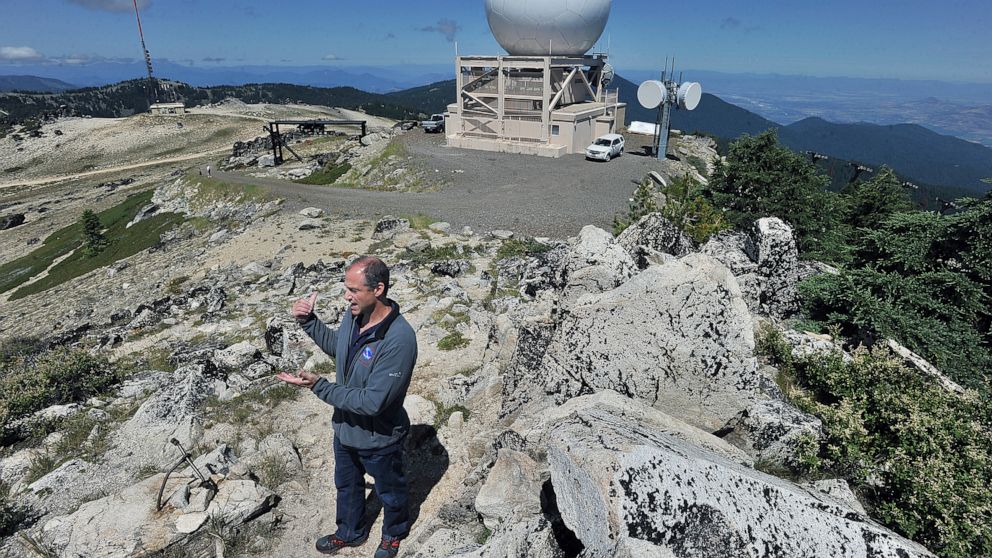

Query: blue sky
[0,0,989,82]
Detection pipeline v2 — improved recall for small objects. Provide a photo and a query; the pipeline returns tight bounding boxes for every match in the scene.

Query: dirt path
[0,147,230,190]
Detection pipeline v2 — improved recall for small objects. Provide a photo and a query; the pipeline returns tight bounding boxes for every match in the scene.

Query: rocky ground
[0,104,945,557]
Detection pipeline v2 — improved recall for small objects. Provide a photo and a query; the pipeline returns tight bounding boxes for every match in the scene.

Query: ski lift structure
[637,59,702,160]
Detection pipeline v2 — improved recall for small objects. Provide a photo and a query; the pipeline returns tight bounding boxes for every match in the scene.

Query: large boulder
[543,392,935,558]
[616,212,696,266]
[40,474,192,557]
[111,363,211,469]
[520,253,761,431]
[721,398,823,469]
[559,225,636,308]
[701,217,800,318]
[752,217,799,317]
[474,449,544,529]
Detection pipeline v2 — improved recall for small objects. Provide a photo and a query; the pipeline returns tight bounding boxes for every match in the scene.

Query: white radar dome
[485,0,612,56]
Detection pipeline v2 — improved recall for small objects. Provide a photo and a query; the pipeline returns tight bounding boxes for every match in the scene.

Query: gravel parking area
[226,130,673,239]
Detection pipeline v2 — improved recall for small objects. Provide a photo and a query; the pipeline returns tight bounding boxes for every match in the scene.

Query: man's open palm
[276,369,318,388]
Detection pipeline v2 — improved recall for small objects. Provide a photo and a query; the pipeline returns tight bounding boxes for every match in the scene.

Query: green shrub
[800,197,992,391]
[0,336,47,367]
[295,162,352,185]
[757,327,992,558]
[613,174,728,243]
[437,332,469,351]
[405,244,460,266]
[612,176,660,236]
[0,347,122,428]
[495,238,550,261]
[658,174,729,244]
[432,400,470,429]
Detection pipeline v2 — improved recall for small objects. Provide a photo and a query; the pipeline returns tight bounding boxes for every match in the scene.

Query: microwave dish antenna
[638,63,702,160]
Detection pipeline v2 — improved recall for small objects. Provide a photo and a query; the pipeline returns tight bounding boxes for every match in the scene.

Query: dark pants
[333,436,410,542]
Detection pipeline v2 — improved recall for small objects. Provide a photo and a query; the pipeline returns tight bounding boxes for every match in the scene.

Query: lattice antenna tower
[132,0,159,104]
[637,57,702,160]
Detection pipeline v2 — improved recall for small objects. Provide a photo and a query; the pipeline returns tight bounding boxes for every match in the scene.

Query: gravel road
[220,132,670,239]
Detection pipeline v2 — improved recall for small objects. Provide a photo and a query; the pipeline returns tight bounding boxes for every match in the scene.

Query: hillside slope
[778,118,992,193]
[0,75,76,93]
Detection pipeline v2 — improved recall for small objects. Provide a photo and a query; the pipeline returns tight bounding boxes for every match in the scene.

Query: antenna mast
[132,0,158,103]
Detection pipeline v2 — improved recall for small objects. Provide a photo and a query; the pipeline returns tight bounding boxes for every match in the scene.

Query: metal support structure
[656,93,673,161]
[156,438,216,512]
[265,119,367,166]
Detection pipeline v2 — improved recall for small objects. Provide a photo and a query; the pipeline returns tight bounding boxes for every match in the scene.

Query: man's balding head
[347,256,390,298]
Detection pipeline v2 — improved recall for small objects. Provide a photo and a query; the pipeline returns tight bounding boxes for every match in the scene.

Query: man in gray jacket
[277,256,417,558]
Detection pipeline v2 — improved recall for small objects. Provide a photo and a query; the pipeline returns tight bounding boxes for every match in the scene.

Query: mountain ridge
[2,76,989,197]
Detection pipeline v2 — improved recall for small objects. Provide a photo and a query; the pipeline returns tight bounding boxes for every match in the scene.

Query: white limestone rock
[616,212,696,266]
[474,449,544,529]
[721,398,823,468]
[752,217,799,317]
[205,480,278,525]
[559,225,636,308]
[404,394,438,427]
[544,394,936,558]
[528,253,760,431]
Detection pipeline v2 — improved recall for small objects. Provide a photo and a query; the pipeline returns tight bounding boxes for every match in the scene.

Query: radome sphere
[485,0,612,56]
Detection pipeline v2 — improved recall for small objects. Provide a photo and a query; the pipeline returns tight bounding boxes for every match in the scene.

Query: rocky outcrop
[702,217,799,318]
[512,253,760,431]
[541,391,935,558]
[721,398,823,469]
[474,449,545,530]
[558,225,635,308]
[111,363,211,469]
[1,213,26,230]
[616,212,696,266]
[39,471,277,558]
[373,215,410,239]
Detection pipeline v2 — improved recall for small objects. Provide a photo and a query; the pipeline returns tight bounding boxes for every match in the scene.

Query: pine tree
[80,210,106,257]
[841,167,914,230]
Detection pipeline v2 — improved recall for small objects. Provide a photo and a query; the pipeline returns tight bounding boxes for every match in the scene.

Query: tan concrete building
[446,54,625,158]
[149,102,186,116]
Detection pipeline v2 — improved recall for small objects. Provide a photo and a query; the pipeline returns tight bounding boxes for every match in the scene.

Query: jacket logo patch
[360,346,374,363]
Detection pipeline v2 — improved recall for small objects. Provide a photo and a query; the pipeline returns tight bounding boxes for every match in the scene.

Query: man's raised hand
[292,291,318,323]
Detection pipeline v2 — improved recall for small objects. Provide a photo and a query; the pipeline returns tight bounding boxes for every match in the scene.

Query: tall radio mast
[132,0,158,103]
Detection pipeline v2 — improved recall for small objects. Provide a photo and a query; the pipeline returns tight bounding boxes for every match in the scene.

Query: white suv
[586,133,625,161]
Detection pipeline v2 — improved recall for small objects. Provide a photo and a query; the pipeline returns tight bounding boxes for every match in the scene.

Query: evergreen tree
[80,210,106,257]
[801,197,992,389]
[841,167,915,230]
[705,130,848,262]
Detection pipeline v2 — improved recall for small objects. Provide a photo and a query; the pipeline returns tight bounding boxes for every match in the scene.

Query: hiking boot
[315,533,367,555]
[373,536,401,558]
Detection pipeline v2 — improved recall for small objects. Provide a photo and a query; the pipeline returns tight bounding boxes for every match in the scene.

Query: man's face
[344,266,382,317]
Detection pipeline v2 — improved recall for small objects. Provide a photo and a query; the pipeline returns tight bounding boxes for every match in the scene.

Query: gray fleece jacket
[301,300,417,450]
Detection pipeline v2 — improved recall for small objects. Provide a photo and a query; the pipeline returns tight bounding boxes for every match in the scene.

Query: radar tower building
[446,0,625,157]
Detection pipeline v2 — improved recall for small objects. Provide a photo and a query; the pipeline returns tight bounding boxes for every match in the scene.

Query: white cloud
[420,19,461,42]
[0,46,44,62]
[322,54,343,61]
[66,0,150,12]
